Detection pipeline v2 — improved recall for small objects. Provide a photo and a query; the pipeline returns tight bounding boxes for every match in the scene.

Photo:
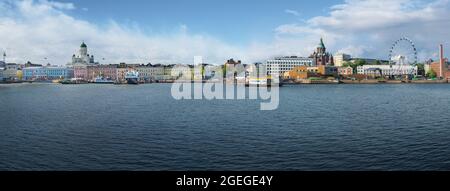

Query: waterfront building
[224,59,246,80]
[192,63,215,80]
[284,65,338,80]
[224,59,242,68]
[428,44,449,79]
[86,64,117,81]
[0,67,4,81]
[266,56,314,77]
[163,65,175,80]
[68,42,98,66]
[135,64,165,82]
[429,61,449,79]
[16,70,23,80]
[246,62,267,78]
[309,38,334,66]
[73,65,88,80]
[0,61,5,81]
[2,63,20,81]
[424,45,450,79]
[338,66,353,76]
[22,66,74,81]
[285,66,317,79]
[357,65,418,76]
[334,53,351,67]
[170,64,194,80]
[24,61,43,68]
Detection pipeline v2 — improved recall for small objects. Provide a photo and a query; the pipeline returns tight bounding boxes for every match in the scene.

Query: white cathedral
[68,42,98,66]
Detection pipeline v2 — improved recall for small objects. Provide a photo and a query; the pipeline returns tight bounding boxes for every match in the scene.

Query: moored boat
[60,78,88,84]
[125,71,139,85]
[93,76,114,84]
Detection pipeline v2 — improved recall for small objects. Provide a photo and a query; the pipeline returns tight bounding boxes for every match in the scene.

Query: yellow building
[333,53,351,67]
[16,70,23,80]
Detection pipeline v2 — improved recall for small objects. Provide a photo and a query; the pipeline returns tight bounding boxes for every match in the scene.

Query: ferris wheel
[388,37,418,75]
[389,37,418,65]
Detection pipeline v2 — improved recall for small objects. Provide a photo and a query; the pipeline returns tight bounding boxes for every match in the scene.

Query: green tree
[415,63,425,76]
[374,60,381,65]
[426,69,436,79]
[222,64,227,78]
[354,59,367,66]
[201,65,205,80]
[343,59,366,74]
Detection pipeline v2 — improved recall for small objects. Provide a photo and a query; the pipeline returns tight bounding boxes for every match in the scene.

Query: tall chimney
[440,44,444,78]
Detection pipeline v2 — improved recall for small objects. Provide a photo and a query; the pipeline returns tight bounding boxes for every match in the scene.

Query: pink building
[338,66,353,76]
[73,66,87,80]
[87,65,117,81]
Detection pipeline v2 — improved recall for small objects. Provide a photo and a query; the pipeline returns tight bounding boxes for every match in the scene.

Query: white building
[266,56,314,76]
[170,64,194,80]
[0,67,4,81]
[68,42,97,66]
[2,63,20,80]
[357,65,418,76]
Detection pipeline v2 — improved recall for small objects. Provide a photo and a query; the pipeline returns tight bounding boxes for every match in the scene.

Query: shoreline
[1,80,449,86]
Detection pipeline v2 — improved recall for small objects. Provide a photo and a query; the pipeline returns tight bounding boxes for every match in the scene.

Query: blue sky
[0,0,449,65]
[57,0,340,44]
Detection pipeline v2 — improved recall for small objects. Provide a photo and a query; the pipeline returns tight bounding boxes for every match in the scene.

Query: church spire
[318,37,325,49]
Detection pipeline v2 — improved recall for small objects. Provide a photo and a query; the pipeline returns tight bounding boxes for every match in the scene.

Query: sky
[0,0,449,65]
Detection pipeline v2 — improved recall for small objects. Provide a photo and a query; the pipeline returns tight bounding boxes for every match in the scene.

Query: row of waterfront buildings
[266,38,449,80]
[2,39,450,83]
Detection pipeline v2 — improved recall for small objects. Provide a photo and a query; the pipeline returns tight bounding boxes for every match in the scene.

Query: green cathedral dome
[318,38,325,49]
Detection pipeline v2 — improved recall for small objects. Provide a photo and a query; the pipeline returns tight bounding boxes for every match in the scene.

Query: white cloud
[276,0,450,61]
[0,0,246,65]
[0,0,449,65]
[284,9,300,16]
[40,0,76,10]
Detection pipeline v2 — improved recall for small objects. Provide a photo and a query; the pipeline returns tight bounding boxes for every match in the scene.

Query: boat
[93,76,114,84]
[246,76,282,87]
[60,78,88,84]
[125,71,139,85]
[248,78,268,86]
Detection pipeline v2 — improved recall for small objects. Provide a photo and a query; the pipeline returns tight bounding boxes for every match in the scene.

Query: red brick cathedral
[310,38,334,66]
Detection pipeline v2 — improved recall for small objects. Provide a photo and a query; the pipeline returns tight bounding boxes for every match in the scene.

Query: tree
[342,61,351,68]
[343,59,367,74]
[415,63,425,76]
[426,69,436,79]
[222,64,227,79]
[201,65,205,80]
[354,59,367,66]
[374,60,382,65]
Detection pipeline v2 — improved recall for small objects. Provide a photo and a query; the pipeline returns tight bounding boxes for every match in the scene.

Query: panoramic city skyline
[0,0,449,65]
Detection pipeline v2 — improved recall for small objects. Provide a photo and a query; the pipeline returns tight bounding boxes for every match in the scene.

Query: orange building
[430,44,449,80]
[284,65,337,79]
[430,62,449,79]
[338,66,353,76]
